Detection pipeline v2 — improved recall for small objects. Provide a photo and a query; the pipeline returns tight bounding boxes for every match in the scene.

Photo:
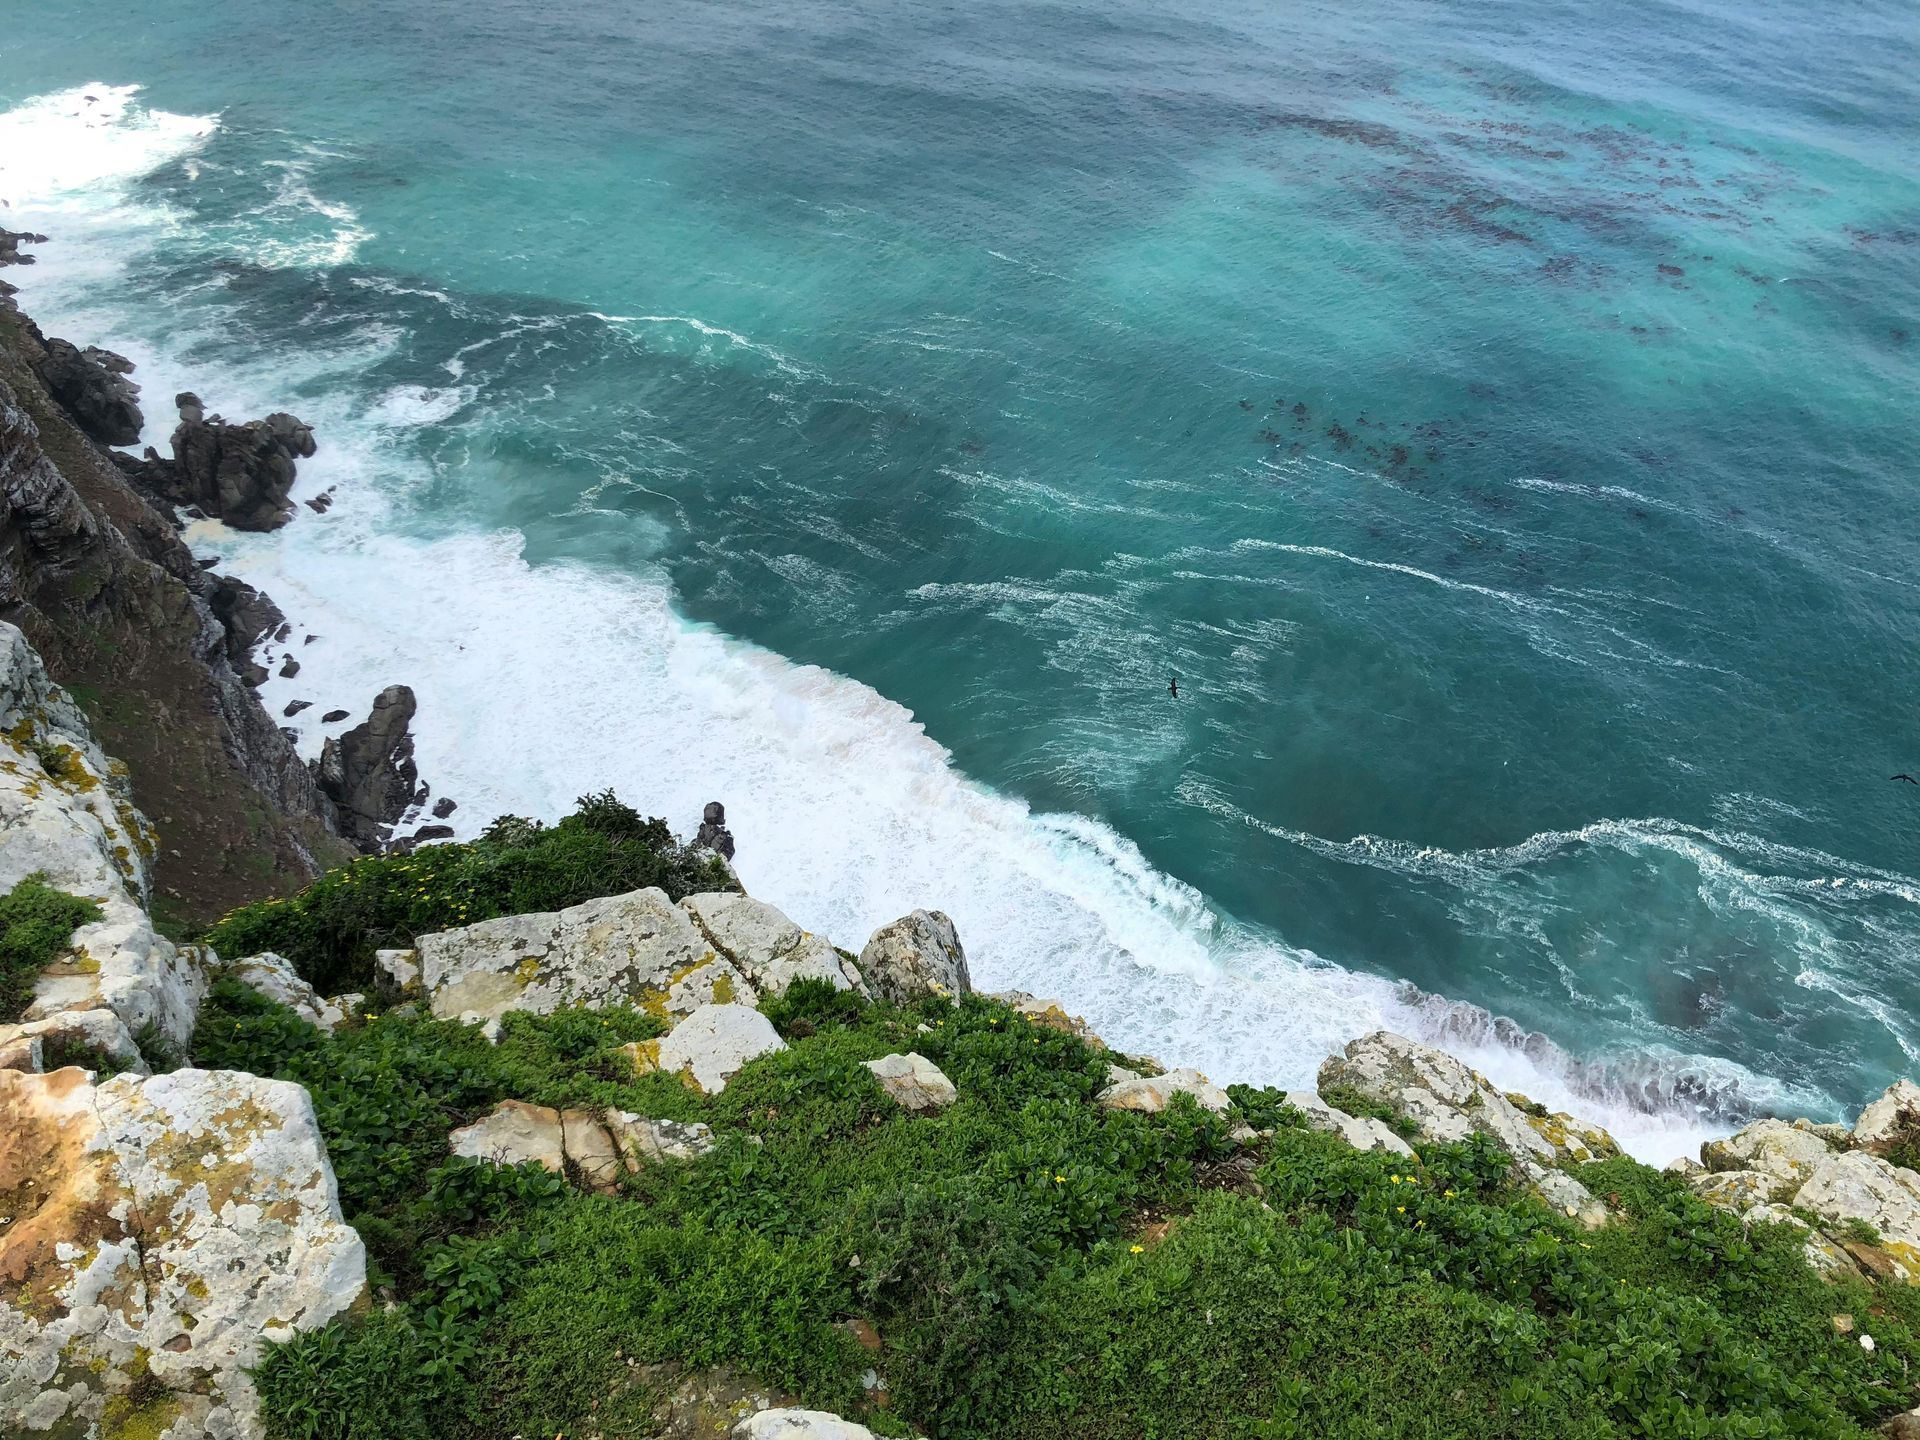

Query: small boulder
[375,947,421,996]
[562,1108,624,1192]
[229,951,356,1032]
[1701,1118,1832,1197]
[1853,1079,1920,1158]
[1097,1067,1230,1114]
[633,1004,788,1095]
[864,1052,958,1112]
[695,799,736,860]
[680,891,862,997]
[857,909,970,1005]
[449,1100,567,1173]
[606,1111,717,1165]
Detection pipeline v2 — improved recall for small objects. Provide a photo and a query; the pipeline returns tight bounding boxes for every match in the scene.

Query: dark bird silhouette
[1169,676,1180,700]
[1893,774,1918,784]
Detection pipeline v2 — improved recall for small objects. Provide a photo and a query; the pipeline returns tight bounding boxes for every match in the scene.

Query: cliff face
[0,300,351,926]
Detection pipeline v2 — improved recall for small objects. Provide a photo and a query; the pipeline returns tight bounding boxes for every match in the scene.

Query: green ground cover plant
[200,791,737,994]
[0,873,101,1022]
[199,965,1920,1440]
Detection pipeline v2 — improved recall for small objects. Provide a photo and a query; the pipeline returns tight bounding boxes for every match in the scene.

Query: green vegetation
[0,873,101,1022]
[199,968,1920,1440]
[201,791,737,994]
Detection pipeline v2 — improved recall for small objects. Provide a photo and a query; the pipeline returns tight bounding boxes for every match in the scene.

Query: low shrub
[203,790,737,993]
[0,874,101,1022]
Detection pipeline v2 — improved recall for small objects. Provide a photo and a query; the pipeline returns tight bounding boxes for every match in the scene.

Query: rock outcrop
[1284,1088,1416,1158]
[857,909,970,1005]
[1097,1067,1231,1114]
[31,334,143,447]
[1,289,349,919]
[451,1099,716,1191]
[418,887,710,1028]
[315,683,424,850]
[116,391,317,532]
[0,1065,366,1438]
[1319,1032,1615,1228]
[228,951,359,1032]
[1853,1079,1920,1157]
[694,799,736,860]
[0,623,211,1059]
[681,891,865,997]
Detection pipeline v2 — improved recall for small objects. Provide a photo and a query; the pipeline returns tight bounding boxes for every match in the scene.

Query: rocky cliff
[0,271,353,924]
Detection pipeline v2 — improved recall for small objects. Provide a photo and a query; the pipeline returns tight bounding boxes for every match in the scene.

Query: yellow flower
[1130,1244,1144,1254]
[1054,1175,1066,1184]
[1414,1220,1425,1228]
[1396,1206,1405,1214]
[1443,1189,1457,1198]
[1389,1175,1401,1184]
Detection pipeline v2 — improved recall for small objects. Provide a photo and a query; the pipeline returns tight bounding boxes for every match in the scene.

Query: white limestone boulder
[450,1099,568,1173]
[417,887,708,1027]
[606,1111,718,1165]
[1097,1067,1230,1114]
[0,1005,146,1075]
[629,1003,788,1095]
[0,1065,365,1438]
[1284,1089,1415,1158]
[864,1052,958,1112]
[856,910,970,1005]
[1700,1118,1833,1199]
[680,892,862,998]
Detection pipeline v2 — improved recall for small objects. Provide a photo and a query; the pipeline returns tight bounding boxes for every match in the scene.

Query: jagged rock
[202,573,286,686]
[418,887,708,1028]
[680,891,863,997]
[606,1111,717,1165]
[857,909,970,1006]
[284,699,311,717]
[432,796,457,819]
[628,1003,787,1095]
[1700,1118,1832,1199]
[987,991,1107,1048]
[1665,1156,1707,1179]
[31,335,143,446]
[315,683,424,850]
[695,799,736,860]
[228,951,357,1032]
[1693,1169,1783,1211]
[279,654,300,679]
[1795,1151,1920,1279]
[0,1066,365,1438]
[1319,1032,1616,1228]
[0,228,47,266]
[321,708,349,723]
[1854,1080,1920,1157]
[0,623,212,1054]
[449,1100,568,1173]
[1097,1067,1230,1114]
[126,394,317,530]
[734,1411,877,1440]
[864,1052,958,1111]
[1286,1089,1415,1158]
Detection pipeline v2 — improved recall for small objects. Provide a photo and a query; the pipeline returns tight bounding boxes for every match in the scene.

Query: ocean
[3,0,1917,1162]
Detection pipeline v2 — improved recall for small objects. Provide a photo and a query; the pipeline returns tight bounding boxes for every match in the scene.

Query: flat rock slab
[630,1003,788,1095]
[1286,1089,1414,1158]
[681,891,863,997]
[864,1052,957,1111]
[449,1099,567,1173]
[1795,1151,1920,1279]
[735,1410,879,1440]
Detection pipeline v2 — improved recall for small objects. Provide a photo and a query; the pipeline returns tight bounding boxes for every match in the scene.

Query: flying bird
[1893,774,1917,784]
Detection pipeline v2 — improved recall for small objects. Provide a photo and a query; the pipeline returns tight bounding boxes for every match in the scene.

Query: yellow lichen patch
[513,955,543,988]
[711,972,736,1005]
[100,1387,182,1440]
[620,1039,663,1076]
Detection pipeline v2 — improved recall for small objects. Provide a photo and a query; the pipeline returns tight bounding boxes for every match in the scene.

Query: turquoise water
[3,0,1918,1154]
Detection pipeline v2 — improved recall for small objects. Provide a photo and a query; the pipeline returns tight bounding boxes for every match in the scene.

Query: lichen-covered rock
[864,1052,958,1112]
[229,951,357,1032]
[658,953,760,1018]
[1700,1118,1832,1197]
[631,1003,788,1095]
[1794,1151,1920,1279]
[1853,1080,1920,1158]
[856,909,970,1005]
[606,1111,718,1166]
[680,891,863,998]
[1319,1032,1615,1227]
[734,1410,878,1440]
[1692,1169,1780,1212]
[0,1066,365,1438]
[418,887,708,1028]
[1739,1203,1858,1278]
[0,1005,145,1075]
[1097,1067,1230,1114]
[0,622,210,1055]
[986,990,1107,1049]
[375,946,421,996]
[449,1100,567,1173]
[1285,1089,1415,1158]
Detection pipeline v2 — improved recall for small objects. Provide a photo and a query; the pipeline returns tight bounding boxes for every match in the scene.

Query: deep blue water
[4,0,1918,1153]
